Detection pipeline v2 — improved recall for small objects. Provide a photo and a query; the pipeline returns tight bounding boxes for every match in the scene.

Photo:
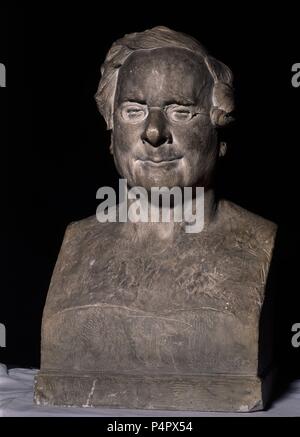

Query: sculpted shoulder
[218,199,278,259]
[63,214,121,246]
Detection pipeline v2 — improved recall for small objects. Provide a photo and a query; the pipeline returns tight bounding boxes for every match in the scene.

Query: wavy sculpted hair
[95,26,234,130]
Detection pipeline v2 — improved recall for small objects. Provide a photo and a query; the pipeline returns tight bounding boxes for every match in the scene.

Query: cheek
[112,122,141,181]
[173,122,218,156]
[113,117,143,152]
[174,123,218,183]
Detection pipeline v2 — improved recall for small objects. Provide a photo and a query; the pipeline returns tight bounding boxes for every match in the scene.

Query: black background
[1,5,299,392]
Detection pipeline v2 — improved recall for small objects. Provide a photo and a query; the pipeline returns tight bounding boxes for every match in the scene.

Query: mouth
[136,157,183,166]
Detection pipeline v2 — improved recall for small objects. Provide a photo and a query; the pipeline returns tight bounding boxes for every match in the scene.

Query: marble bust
[34,26,277,412]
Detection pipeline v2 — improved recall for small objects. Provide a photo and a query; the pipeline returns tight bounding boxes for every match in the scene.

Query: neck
[121,187,218,242]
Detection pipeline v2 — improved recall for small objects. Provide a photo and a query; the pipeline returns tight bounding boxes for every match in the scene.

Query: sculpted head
[95,26,234,191]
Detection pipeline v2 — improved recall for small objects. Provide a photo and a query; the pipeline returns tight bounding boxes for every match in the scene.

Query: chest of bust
[43,226,266,376]
[68,225,265,314]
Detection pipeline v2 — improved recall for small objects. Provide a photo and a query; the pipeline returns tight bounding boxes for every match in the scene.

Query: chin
[131,171,182,190]
[128,160,182,188]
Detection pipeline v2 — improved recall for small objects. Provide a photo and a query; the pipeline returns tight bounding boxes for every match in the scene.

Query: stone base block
[34,370,273,412]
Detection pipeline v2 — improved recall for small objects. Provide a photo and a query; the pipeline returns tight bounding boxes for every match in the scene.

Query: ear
[219,141,227,157]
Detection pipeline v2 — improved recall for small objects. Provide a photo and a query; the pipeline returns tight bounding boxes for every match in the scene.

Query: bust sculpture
[34,26,277,412]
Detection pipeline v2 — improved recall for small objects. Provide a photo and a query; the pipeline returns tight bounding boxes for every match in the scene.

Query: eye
[121,104,147,123]
[166,105,193,122]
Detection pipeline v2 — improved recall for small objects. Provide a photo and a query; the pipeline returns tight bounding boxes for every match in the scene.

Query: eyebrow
[122,98,196,106]
[123,99,147,105]
[164,98,195,106]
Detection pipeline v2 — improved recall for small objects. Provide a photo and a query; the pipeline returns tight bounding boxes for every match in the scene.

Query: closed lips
[137,156,182,163]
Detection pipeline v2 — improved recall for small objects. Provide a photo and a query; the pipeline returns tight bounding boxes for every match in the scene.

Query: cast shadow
[258,223,300,409]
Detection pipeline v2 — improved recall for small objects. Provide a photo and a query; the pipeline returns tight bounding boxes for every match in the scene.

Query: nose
[142,108,172,147]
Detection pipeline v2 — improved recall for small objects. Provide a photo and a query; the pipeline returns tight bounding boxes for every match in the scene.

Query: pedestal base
[34,371,272,412]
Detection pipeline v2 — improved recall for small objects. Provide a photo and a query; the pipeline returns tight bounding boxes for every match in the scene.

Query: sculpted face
[112,47,219,190]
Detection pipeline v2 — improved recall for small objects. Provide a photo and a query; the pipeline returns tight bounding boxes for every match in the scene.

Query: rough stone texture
[34,26,278,411]
[35,201,277,411]
[34,373,266,412]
